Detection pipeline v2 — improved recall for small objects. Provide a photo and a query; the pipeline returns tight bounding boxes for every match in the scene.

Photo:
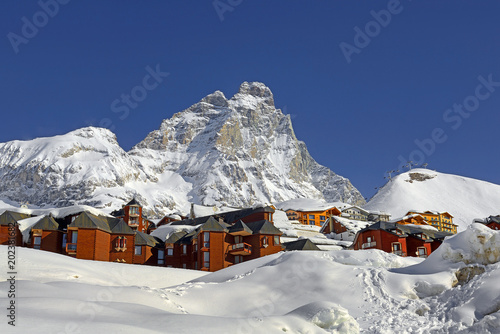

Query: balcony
[361,241,376,249]
[228,242,252,256]
[66,243,77,253]
[392,250,407,257]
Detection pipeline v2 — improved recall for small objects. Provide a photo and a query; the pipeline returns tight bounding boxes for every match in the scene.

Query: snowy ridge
[0,82,364,218]
[365,169,500,231]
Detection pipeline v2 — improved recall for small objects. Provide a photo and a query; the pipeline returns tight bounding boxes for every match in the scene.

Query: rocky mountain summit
[0,82,365,217]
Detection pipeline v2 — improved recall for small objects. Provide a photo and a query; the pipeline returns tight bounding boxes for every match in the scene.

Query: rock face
[0,82,365,216]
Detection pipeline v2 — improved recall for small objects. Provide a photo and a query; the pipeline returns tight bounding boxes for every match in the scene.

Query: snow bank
[431,223,500,265]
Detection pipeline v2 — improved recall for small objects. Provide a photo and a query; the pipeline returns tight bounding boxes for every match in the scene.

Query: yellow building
[406,210,457,234]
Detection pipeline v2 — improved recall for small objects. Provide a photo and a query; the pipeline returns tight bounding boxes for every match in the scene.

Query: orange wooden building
[163,206,283,272]
[0,211,29,246]
[285,206,341,226]
[66,212,136,263]
[406,210,457,234]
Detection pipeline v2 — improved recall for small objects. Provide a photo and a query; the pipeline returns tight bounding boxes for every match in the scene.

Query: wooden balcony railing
[228,242,252,255]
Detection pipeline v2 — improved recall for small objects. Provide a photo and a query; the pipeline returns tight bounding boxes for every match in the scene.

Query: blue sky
[1,1,499,199]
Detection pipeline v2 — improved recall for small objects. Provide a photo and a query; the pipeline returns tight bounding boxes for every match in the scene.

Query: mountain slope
[364,168,500,231]
[0,82,364,216]
[130,82,365,208]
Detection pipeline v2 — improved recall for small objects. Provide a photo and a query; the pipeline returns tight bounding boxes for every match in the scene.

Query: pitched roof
[165,231,188,244]
[125,198,141,207]
[69,212,134,234]
[135,231,163,247]
[171,206,275,226]
[199,217,228,232]
[283,239,320,251]
[245,220,282,235]
[108,218,135,234]
[0,211,31,226]
[228,220,253,235]
[218,206,275,224]
[31,216,59,231]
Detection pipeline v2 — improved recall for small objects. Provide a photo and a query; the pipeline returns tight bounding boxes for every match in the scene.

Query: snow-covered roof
[325,216,373,235]
[17,216,43,244]
[150,224,200,242]
[388,214,426,224]
[274,198,349,212]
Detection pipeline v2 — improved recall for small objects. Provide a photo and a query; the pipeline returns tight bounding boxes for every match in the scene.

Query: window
[274,236,280,245]
[71,231,78,244]
[309,220,315,225]
[320,216,326,221]
[167,247,173,256]
[33,236,41,249]
[234,235,242,243]
[135,246,142,255]
[366,236,372,243]
[116,236,127,248]
[418,247,427,257]
[182,263,187,269]
[62,234,67,249]
[129,207,139,215]
[182,245,187,254]
[158,249,165,265]
[309,215,315,220]
[235,255,242,264]
[203,233,210,248]
[262,236,268,247]
[203,252,210,268]
[392,243,401,251]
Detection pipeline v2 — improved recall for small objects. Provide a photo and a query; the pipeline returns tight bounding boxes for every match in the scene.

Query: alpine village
[2,194,499,273]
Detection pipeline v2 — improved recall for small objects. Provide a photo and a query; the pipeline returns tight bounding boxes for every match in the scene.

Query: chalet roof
[108,218,135,234]
[283,239,320,251]
[245,220,282,235]
[199,217,228,232]
[228,220,253,235]
[110,208,124,217]
[171,206,275,226]
[165,231,188,244]
[220,206,275,224]
[31,216,59,231]
[359,221,451,241]
[407,210,454,218]
[342,206,370,215]
[125,198,141,207]
[178,229,201,244]
[388,214,426,224]
[69,212,134,234]
[0,211,31,226]
[135,231,163,247]
[487,216,500,224]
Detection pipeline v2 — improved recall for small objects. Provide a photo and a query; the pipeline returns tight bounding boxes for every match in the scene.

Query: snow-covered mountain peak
[230,81,275,108]
[199,90,228,108]
[0,82,365,216]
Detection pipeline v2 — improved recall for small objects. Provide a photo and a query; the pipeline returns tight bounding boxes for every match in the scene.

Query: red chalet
[351,221,451,258]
